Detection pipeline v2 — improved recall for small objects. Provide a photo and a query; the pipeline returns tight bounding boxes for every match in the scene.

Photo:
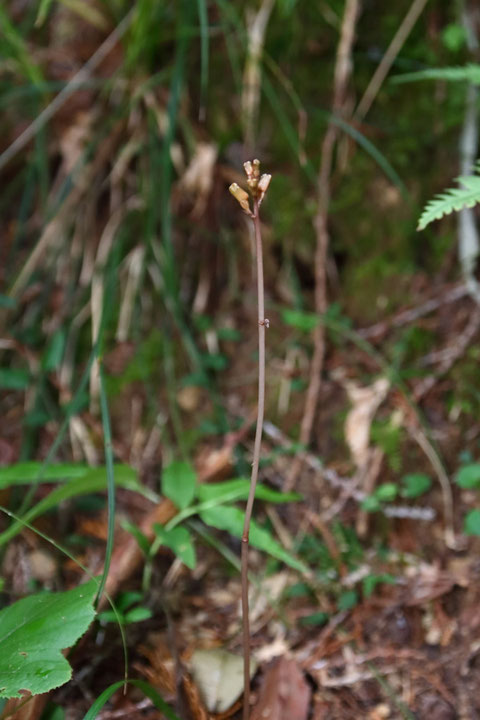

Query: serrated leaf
[199,505,308,573]
[153,524,196,569]
[0,580,96,698]
[162,461,196,510]
[418,173,480,230]
[455,463,480,489]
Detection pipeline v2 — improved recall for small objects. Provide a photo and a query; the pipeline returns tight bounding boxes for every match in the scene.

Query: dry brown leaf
[404,563,456,606]
[250,657,311,720]
[179,142,218,218]
[343,376,389,470]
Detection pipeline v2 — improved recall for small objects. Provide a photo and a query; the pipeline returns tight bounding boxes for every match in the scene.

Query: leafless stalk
[230,160,271,720]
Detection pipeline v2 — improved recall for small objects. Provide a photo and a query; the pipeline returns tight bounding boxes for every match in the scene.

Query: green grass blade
[0,469,143,547]
[82,679,181,720]
[94,362,116,606]
[197,0,209,120]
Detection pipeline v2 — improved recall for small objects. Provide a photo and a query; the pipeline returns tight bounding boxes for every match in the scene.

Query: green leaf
[361,495,381,513]
[393,64,480,86]
[0,294,16,309]
[153,524,196,569]
[199,505,308,573]
[418,170,480,230]
[374,483,398,502]
[362,573,396,598]
[299,611,328,626]
[337,590,358,611]
[455,463,480,489]
[0,368,30,390]
[0,466,151,547]
[197,479,301,505]
[282,308,320,333]
[42,329,66,371]
[400,473,432,498]
[0,580,96,698]
[464,509,480,536]
[162,461,197,510]
[82,679,181,720]
[123,607,153,624]
[35,0,55,26]
[122,520,150,556]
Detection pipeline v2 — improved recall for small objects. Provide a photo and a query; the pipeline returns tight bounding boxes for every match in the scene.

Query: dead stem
[242,197,266,720]
[284,0,360,492]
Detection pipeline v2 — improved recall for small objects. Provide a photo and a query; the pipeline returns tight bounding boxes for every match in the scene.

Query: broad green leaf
[0,580,96,698]
[418,170,480,230]
[464,509,480,536]
[162,461,196,510]
[400,473,432,498]
[153,524,196,569]
[455,463,480,489]
[282,308,319,333]
[199,505,308,573]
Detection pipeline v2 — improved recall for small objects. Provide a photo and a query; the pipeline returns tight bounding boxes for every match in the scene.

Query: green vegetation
[1,1,480,717]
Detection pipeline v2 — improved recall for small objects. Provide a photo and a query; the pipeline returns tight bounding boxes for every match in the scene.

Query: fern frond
[418,171,480,231]
[393,63,480,86]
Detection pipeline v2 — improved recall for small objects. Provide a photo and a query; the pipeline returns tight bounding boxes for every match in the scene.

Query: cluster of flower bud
[229,159,271,216]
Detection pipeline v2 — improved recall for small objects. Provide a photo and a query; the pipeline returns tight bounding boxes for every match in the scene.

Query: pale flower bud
[258,174,271,194]
[243,160,253,178]
[229,183,251,214]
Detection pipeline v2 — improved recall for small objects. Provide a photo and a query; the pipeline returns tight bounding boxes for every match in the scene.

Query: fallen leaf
[189,648,256,714]
[343,377,389,470]
[250,657,310,720]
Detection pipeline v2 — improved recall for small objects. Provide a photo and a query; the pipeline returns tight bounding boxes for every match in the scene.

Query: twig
[354,0,430,121]
[357,284,469,340]
[284,0,360,492]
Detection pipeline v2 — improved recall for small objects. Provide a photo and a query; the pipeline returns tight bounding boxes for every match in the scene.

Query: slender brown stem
[242,197,266,720]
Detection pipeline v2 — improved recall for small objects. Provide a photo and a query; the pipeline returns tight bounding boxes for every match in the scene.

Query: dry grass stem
[284,0,360,492]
